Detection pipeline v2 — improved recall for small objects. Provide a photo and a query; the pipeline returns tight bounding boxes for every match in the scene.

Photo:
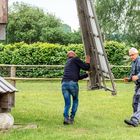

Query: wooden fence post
[10,65,16,87]
[10,65,16,107]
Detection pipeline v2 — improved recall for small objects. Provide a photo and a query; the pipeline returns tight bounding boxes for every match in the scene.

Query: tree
[95,0,140,47]
[61,24,72,33]
[7,2,82,45]
[7,2,62,43]
[67,30,82,44]
[124,0,140,47]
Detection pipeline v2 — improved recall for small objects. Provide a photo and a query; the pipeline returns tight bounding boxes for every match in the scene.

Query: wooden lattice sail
[75,0,117,95]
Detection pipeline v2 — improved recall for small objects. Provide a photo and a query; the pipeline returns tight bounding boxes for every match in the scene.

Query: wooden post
[10,65,16,107]
[10,65,16,86]
[0,0,8,40]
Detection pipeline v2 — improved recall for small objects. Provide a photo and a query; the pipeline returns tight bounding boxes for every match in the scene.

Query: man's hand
[132,75,139,81]
[124,77,129,82]
[85,55,90,64]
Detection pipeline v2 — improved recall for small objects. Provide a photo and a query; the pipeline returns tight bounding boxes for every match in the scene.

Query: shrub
[105,41,127,65]
[0,41,130,78]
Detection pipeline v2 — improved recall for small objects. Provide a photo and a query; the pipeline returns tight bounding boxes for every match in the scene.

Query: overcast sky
[9,0,80,30]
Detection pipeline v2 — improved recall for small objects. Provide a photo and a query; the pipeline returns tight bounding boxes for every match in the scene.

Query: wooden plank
[0,24,6,40]
[4,77,62,81]
[0,93,14,109]
[0,0,8,23]
[0,64,64,67]
[0,64,130,68]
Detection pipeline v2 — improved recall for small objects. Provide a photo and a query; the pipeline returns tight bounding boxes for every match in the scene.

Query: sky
[9,0,80,30]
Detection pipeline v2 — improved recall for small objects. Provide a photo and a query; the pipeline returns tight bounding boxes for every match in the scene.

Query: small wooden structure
[0,0,17,114]
[0,77,17,113]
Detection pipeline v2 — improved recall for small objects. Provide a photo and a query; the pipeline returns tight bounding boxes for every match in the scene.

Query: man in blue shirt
[62,50,90,125]
[124,47,140,127]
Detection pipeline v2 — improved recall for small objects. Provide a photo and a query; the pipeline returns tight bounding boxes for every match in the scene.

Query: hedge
[0,41,131,78]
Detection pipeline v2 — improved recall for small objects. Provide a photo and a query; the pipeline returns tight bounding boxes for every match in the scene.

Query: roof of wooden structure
[0,77,17,93]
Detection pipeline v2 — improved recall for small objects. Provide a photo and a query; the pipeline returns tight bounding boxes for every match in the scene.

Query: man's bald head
[67,51,76,58]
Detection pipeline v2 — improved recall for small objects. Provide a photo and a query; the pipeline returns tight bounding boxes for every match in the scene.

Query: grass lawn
[0,80,140,140]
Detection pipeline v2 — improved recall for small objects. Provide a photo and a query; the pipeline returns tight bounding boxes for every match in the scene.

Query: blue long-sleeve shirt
[129,56,140,85]
[62,57,90,82]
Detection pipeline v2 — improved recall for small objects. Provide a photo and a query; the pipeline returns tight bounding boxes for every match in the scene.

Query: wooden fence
[0,64,131,86]
[0,64,64,86]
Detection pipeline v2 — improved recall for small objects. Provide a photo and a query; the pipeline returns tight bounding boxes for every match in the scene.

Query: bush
[105,41,127,65]
[0,41,130,78]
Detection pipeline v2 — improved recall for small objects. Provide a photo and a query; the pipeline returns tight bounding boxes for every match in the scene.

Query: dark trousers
[131,85,140,124]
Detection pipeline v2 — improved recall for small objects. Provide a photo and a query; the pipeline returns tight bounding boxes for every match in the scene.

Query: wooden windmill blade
[75,0,117,95]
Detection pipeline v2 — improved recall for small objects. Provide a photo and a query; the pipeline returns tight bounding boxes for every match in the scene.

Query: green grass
[0,81,140,140]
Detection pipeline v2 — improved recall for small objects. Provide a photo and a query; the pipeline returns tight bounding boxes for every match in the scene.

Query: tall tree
[124,0,140,46]
[7,2,82,45]
[95,0,140,46]
[7,2,62,43]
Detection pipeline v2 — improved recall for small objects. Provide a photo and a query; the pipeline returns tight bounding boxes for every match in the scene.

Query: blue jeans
[62,81,79,119]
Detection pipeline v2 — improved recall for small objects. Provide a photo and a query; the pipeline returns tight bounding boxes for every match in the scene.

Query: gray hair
[129,47,138,54]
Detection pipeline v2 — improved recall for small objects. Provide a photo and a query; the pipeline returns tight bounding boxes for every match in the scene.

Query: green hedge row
[0,41,130,78]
